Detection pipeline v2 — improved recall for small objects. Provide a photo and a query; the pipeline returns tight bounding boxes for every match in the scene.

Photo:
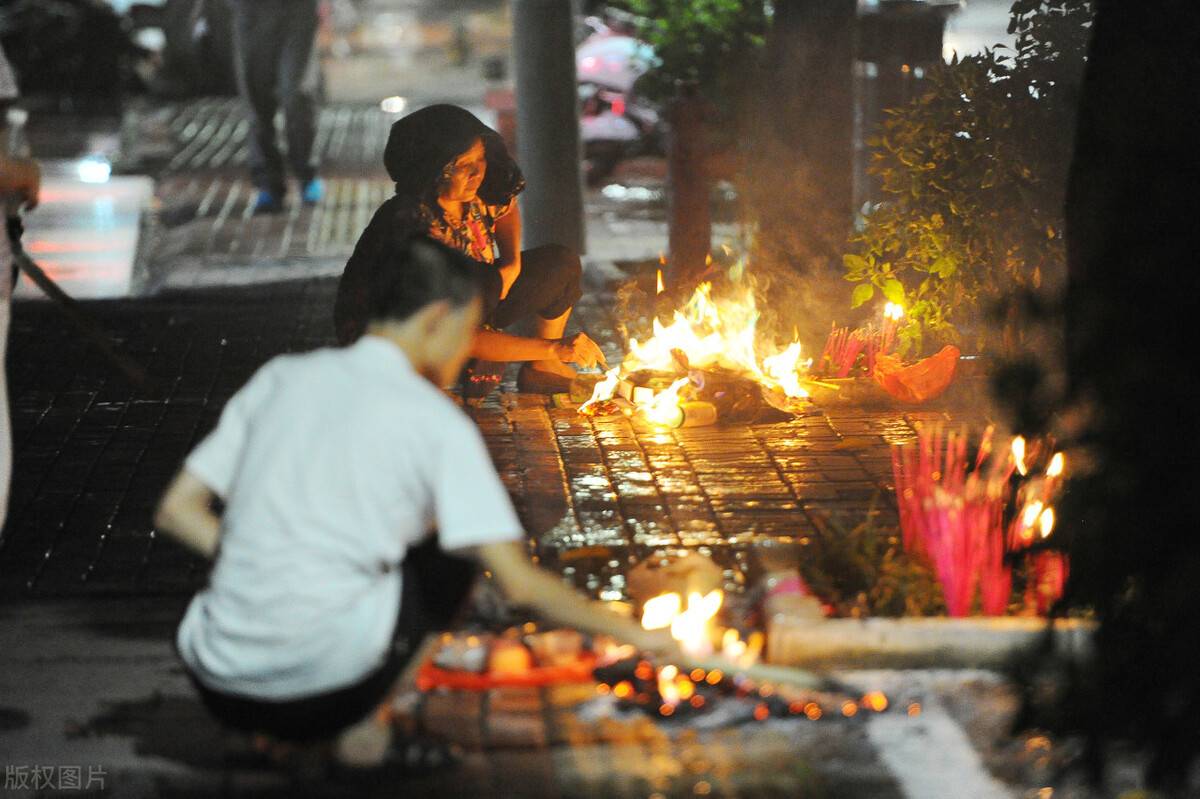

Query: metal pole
[512,0,585,254]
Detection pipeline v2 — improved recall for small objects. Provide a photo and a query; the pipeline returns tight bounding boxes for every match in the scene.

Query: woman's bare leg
[530,307,576,378]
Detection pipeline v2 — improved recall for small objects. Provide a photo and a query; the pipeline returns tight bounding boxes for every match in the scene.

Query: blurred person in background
[231,0,324,213]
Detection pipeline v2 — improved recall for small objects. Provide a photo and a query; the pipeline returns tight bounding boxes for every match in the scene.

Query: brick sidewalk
[2,279,336,598]
[1,274,992,602]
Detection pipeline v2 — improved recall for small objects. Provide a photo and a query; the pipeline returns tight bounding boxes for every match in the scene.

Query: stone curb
[767,616,1095,670]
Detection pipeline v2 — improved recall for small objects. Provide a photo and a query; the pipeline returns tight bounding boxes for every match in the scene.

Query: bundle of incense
[863,322,900,375]
[821,324,867,378]
[892,424,1017,617]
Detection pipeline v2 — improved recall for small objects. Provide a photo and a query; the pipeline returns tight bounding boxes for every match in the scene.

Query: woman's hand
[554,332,608,369]
[498,261,521,300]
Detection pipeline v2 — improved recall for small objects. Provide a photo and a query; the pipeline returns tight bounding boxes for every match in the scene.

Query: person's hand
[554,332,608,370]
[628,627,682,662]
[498,262,520,300]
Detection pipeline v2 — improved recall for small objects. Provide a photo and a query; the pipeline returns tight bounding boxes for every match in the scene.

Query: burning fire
[639,589,762,709]
[581,277,813,423]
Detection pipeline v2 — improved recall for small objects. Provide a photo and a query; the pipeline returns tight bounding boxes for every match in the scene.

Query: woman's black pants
[485,244,583,329]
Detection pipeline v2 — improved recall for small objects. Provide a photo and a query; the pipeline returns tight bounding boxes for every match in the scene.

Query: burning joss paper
[581,279,814,426]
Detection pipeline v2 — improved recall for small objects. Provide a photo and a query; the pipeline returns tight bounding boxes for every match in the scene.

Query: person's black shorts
[187,641,410,743]
[183,536,478,742]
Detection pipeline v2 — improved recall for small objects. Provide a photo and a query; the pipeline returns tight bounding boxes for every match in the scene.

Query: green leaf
[882,278,906,304]
[843,253,869,273]
[851,283,875,308]
[932,256,957,278]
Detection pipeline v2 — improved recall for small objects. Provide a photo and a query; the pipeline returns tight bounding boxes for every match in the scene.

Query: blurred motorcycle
[576,27,662,184]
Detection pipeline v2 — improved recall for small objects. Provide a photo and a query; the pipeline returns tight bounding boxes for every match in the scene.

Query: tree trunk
[740,0,856,277]
[666,82,712,289]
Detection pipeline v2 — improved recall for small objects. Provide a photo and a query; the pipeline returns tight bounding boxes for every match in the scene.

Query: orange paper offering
[873,345,960,403]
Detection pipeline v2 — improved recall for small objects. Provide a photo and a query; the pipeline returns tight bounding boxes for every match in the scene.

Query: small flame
[722,628,746,661]
[762,341,809,399]
[1046,452,1065,478]
[656,269,665,295]
[658,664,680,707]
[1022,500,1045,529]
[1019,500,1045,541]
[579,367,621,414]
[884,302,905,321]
[641,377,690,428]
[639,588,742,707]
[1012,436,1028,476]
[641,592,682,630]
[1038,507,1056,538]
[721,629,763,669]
[670,590,723,656]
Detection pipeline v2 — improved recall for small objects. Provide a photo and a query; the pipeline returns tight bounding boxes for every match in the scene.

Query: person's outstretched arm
[475,540,678,657]
[155,470,222,559]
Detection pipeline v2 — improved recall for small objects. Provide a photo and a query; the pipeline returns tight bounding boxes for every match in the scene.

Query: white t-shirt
[1,44,19,271]
[176,335,523,700]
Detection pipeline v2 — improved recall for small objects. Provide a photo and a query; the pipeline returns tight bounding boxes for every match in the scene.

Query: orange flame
[1038,507,1056,538]
[1012,436,1028,476]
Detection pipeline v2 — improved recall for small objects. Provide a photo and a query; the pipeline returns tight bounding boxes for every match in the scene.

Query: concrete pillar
[512,0,585,254]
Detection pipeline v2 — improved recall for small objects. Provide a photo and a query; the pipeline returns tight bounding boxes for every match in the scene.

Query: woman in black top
[335,104,605,393]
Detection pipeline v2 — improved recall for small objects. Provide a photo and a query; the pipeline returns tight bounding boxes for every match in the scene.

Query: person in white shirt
[155,234,678,774]
[1,44,41,531]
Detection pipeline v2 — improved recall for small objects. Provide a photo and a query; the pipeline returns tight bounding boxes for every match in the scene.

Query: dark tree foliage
[607,0,770,112]
[1006,0,1200,790]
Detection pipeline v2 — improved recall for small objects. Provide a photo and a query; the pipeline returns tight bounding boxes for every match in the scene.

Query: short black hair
[366,234,482,324]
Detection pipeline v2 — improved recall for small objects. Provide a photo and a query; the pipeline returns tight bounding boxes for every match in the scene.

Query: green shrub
[845,0,1092,356]
[797,501,945,618]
